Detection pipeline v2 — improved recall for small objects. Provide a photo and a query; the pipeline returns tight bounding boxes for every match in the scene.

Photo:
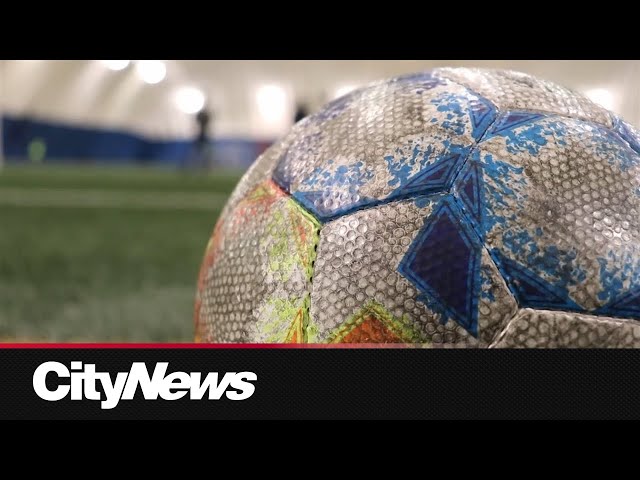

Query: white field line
[0,187,229,210]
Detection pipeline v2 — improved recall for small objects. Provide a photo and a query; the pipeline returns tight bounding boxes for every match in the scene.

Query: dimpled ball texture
[194,67,640,348]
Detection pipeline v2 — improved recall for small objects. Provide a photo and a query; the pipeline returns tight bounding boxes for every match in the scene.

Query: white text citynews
[33,361,257,410]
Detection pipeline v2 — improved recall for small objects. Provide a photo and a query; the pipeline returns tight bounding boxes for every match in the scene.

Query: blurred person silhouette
[183,104,214,171]
[294,103,310,124]
[197,105,214,169]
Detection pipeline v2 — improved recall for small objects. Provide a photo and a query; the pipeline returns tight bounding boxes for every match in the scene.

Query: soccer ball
[194,67,640,348]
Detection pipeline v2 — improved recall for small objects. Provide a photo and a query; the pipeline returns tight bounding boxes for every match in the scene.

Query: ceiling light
[256,84,287,123]
[584,87,615,111]
[136,60,166,84]
[175,86,206,114]
[100,60,130,71]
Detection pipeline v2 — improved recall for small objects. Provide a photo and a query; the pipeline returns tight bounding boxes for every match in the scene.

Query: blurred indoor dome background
[0,60,639,342]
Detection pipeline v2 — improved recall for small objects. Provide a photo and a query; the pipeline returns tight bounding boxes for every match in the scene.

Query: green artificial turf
[0,163,243,342]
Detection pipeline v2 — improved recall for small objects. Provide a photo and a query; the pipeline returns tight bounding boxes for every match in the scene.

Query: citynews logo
[33,361,257,410]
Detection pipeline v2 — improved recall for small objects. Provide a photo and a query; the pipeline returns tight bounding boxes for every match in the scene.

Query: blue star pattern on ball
[398,196,483,337]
